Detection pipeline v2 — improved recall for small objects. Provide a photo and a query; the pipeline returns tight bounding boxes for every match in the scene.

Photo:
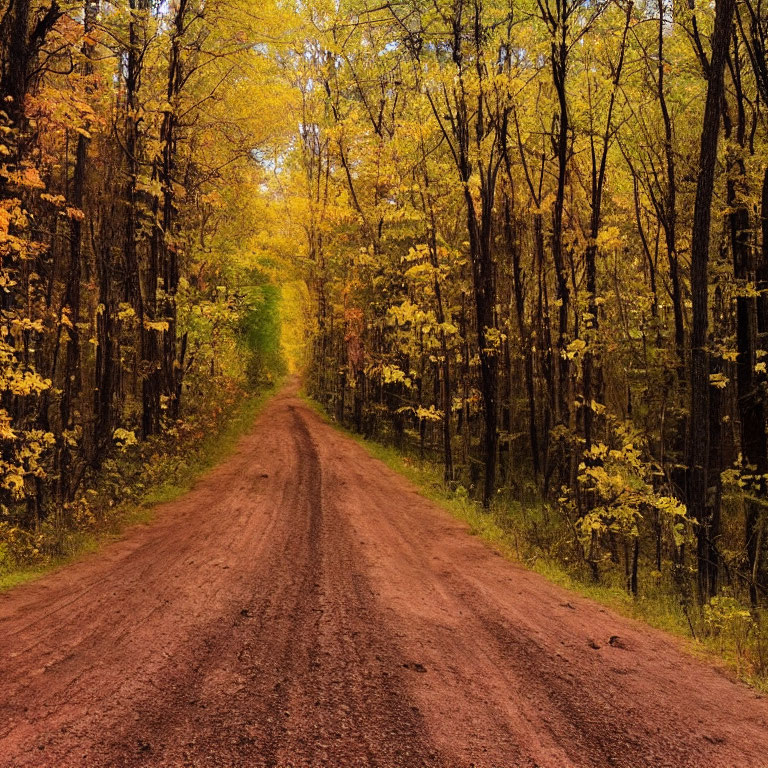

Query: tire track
[2,381,768,768]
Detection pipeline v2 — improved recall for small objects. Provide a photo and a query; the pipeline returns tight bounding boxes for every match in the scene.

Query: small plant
[703,595,755,667]
[560,419,691,590]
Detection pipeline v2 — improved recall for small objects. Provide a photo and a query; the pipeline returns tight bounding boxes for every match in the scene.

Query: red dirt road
[2,384,768,768]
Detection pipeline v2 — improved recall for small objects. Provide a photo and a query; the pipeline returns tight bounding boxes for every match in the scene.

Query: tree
[687,0,737,601]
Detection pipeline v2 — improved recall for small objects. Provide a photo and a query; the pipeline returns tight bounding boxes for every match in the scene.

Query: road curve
[2,382,768,768]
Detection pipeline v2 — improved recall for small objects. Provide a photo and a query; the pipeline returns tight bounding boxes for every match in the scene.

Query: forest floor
[2,380,768,768]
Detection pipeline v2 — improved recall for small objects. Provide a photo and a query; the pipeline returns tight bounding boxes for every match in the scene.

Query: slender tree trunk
[505,197,540,477]
[658,0,685,377]
[551,35,570,431]
[160,0,189,421]
[729,89,767,607]
[687,0,736,602]
[60,0,99,494]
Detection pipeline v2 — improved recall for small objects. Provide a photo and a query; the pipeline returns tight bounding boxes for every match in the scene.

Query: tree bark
[687,0,736,602]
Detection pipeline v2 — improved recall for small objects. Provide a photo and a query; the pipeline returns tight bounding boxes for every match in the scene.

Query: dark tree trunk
[505,197,540,478]
[160,0,189,422]
[551,34,570,431]
[729,83,767,606]
[60,0,99,495]
[687,0,736,602]
[582,0,631,457]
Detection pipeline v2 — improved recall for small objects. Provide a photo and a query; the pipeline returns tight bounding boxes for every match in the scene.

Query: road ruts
[2,380,768,767]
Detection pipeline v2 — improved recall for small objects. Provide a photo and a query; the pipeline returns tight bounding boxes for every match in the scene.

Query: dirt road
[2,384,768,768]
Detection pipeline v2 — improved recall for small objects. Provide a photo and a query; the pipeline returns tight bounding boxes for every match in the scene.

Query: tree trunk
[687,0,736,602]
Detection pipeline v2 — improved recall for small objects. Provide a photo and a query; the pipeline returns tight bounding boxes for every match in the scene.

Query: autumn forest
[5,0,768,693]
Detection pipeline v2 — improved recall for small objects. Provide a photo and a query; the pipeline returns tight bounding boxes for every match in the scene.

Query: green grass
[0,385,277,593]
[0,530,104,593]
[303,393,768,691]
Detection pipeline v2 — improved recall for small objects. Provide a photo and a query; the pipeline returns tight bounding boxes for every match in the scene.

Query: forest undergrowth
[0,379,280,592]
